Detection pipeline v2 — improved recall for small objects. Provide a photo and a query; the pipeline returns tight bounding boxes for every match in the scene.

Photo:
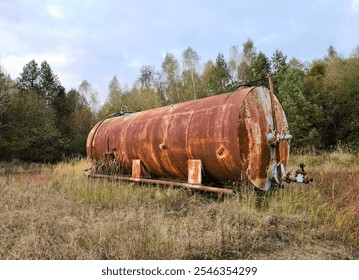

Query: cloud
[127,59,143,69]
[48,4,63,18]
[1,53,71,85]
[1,0,359,104]
[1,53,67,70]
[351,0,359,12]
[260,33,278,44]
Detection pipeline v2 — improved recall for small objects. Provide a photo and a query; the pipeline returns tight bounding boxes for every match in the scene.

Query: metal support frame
[87,159,234,197]
[187,159,202,185]
[131,159,141,179]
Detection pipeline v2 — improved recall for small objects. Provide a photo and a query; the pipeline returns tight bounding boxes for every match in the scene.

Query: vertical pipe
[268,75,277,133]
[268,75,282,183]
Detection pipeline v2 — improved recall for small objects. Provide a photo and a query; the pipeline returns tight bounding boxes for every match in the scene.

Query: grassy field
[0,152,358,260]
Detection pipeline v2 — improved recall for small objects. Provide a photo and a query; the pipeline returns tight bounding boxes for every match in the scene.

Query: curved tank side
[86,86,290,190]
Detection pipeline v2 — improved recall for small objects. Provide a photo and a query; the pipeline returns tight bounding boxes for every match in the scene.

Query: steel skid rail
[86,159,235,198]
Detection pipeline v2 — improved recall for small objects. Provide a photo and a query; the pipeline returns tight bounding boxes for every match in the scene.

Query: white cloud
[1,55,32,79]
[127,59,142,69]
[48,4,63,18]
[1,0,358,102]
[352,0,359,11]
[0,19,30,51]
[260,33,278,43]
[1,53,70,79]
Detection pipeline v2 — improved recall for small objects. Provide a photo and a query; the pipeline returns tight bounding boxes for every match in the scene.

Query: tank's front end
[237,86,291,191]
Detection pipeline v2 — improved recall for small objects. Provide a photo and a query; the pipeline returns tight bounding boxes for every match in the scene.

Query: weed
[0,154,358,259]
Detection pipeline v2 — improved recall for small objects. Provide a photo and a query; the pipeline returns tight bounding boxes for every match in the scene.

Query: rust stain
[131,159,141,179]
[188,159,202,185]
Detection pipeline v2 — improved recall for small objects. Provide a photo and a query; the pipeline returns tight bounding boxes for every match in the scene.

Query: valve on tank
[285,163,314,184]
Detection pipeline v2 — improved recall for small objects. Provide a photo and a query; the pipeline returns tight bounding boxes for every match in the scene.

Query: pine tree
[246,52,270,85]
[16,60,40,94]
[271,49,287,73]
[39,61,64,106]
[208,53,234,95]
[275,59,322,149]
[0,91,61,162]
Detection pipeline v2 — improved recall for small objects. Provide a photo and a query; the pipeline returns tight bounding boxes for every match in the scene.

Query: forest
[1,39,358,163]
[1,40,359,260]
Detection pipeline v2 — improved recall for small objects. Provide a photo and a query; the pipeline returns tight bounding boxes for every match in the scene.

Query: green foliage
[199,60,214,97]
[0,91,61,162]
[322,56,359,148]
[124,86,162,112]
[161,53,181,103]
[0,65,13,119]
[126,66,164,111]
[66,89,96,156]
[246,52,270,85]
[78,80,99,116]
[238,38,257,83]
[68,107,94,155]
[98,76,125,119]
[138,65,157,91]
[39,61,65,105]
[2,60,67,161]
[16,60,40,93]
[207,53,234,95]
[1,60,97,162]
[301,46,359,150]
[182,47,200,100]
[97,43,358,152]
[2,42,359,163]
[271,49,287,73]
[274,59,322,149]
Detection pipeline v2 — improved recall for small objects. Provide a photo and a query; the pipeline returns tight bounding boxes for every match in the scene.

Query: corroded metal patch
[188,159,202,185]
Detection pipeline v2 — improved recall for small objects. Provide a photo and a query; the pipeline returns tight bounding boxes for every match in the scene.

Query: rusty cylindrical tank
[86,86,290,191]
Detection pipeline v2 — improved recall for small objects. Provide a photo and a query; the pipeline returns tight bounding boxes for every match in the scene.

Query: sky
[1,0,359,103]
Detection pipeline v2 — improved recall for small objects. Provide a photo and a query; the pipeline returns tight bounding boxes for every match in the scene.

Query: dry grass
[289,152,359,250]
[0,153,358,260]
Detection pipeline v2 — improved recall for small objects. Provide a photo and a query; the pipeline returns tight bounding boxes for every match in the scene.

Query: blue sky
[1,0,358,103]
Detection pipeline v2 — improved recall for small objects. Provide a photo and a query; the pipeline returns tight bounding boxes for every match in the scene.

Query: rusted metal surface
[236,86,290,189]
[86,86,290,191]
[187,159,202,185]
[131,159,141,179]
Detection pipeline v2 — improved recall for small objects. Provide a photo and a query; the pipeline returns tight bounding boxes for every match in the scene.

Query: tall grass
[0,153,358,259]
[288,151,359,171]
[289,152,359,248]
